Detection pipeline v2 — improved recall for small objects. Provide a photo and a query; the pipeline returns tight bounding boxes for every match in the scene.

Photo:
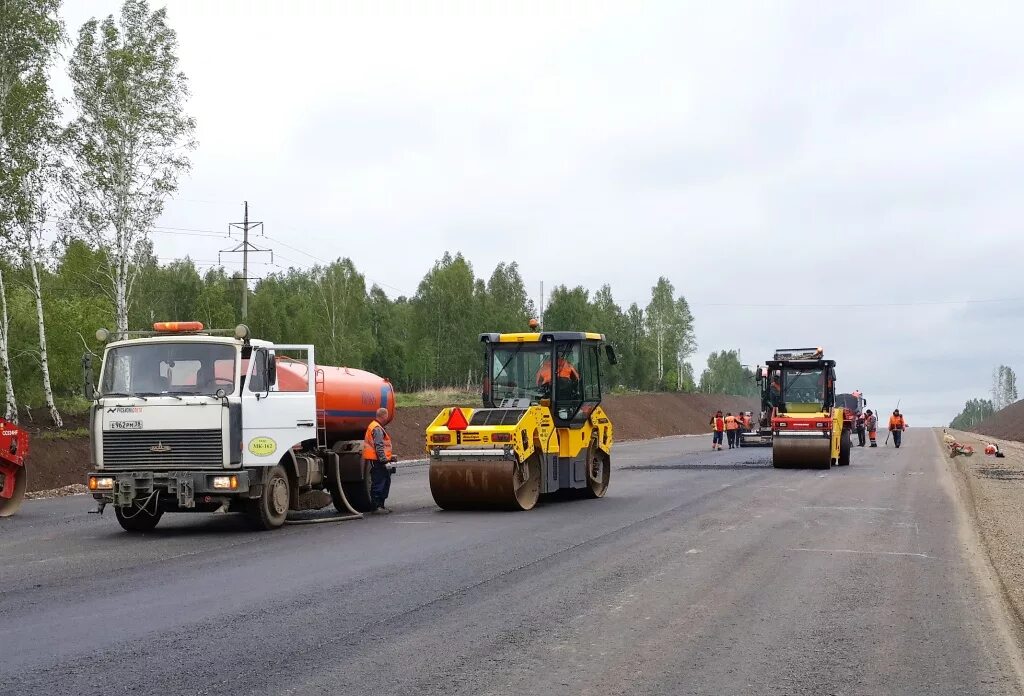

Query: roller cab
[427,330,616,510]
[767,348,850,469]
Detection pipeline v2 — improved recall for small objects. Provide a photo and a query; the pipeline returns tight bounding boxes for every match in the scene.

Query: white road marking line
[788,547,933,559]
[802,506,894,511]
[686,548,702,554]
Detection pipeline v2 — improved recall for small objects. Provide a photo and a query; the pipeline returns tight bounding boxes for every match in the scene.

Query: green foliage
[698,350,757,397]
[950,398,995,430]
[0,239,747,407]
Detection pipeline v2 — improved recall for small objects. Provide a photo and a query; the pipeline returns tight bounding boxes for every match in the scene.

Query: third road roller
[767,347,851,469]
[426,324,617,510]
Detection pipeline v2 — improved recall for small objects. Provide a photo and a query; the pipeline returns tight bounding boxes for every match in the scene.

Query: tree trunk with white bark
[0,267,17,423]
[25,232,61,426]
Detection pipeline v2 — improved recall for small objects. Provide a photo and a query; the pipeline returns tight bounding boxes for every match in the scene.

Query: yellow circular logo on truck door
[248,437,277,457]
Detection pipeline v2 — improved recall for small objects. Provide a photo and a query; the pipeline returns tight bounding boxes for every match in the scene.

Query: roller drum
[773,435,831,469]
[430,454,541,511]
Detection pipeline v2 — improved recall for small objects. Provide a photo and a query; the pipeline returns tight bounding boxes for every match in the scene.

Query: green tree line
[4,244,757,407]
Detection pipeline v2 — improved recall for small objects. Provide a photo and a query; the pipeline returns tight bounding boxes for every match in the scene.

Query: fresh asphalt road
[1,431,1021,696]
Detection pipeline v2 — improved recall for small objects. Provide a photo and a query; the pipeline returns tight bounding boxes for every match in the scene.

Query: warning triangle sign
[446,407,469,431]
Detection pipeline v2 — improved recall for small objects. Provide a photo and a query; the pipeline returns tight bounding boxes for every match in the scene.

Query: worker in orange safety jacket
[709,410,725,451]
[888,409,907,449]
[865,409,878,447]
[363,408,397,513]
[724,412,740,449]
[536,356,580,392]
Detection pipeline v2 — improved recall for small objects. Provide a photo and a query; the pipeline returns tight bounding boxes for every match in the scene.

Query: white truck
[85,322,396,531]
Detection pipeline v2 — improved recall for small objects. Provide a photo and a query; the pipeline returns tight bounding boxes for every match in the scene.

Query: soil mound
[972,400,1024,443]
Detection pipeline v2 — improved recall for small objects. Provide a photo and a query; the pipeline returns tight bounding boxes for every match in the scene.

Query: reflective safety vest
[536,358,579,385]
[889,415,905,431]
[711,416,725,432]
[362,420,393,461]
[865,415,877,432]
[725,415,738,430]
[741,415,752,429]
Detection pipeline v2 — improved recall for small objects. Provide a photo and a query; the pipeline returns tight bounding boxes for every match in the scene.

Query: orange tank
[275,359,395,441]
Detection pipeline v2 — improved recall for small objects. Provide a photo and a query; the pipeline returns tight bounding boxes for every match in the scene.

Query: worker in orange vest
[724,412,740,449]
[741,411,752,431]
[363,408,397,513]
[709,410,725,451]
[536,356,580,393]
[864,409,878,447]
[888,409,907,449]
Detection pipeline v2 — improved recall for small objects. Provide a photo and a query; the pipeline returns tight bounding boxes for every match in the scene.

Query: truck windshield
[100,343,237,397]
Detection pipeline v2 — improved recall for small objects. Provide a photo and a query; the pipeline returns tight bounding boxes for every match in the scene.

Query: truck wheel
[114,505,162,532]
[838,431,851,466]
[247,465,290,530]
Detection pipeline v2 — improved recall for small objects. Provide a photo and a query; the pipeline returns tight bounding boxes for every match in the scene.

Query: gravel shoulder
[945,428,1024,655]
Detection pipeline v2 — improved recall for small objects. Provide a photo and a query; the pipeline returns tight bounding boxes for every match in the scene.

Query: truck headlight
[212,476,238,490]
[88,476,114,490]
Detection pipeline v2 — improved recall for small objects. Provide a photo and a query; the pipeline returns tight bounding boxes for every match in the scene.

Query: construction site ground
[3,429,1022,695]
[20,392,755,493]
[946,428,1024,638]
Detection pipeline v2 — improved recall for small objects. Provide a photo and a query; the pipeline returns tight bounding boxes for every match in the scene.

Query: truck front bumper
[87,470,252,509]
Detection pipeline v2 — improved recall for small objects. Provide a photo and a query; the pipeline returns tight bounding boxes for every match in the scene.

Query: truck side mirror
[605,345,618,365]
[267,354,277,387]
[82,353,96,400]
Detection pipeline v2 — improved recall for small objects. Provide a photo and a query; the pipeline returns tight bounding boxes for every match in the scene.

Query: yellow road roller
[426,327,617,510]
[768,348,849,469]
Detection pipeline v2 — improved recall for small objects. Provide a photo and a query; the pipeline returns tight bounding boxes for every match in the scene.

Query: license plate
[108,420,142,430]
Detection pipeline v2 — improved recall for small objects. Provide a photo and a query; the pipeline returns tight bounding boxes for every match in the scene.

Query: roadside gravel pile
[946,429,1024,625]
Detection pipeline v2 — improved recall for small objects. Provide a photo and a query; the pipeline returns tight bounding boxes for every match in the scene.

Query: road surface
[1,431,1021,695]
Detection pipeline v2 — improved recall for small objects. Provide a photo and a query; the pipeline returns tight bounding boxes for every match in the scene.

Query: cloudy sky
[59,0,1024,425]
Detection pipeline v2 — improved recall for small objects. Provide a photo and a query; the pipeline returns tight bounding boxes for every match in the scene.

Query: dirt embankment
[945,429,1024,633]
[22,393,756,494]
[972,400,1024,443]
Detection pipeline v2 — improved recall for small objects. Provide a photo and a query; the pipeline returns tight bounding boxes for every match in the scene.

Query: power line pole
[539,281,544,330]
[220,201,272,320]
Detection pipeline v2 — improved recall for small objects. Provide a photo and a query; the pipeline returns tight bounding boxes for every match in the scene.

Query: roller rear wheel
[585,442,610,499]
[838,431,851,466]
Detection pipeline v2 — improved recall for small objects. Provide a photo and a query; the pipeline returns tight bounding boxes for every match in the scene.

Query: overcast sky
[58,0,1024,425]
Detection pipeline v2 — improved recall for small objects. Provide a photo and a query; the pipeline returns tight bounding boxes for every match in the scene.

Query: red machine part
[0,419,29,517]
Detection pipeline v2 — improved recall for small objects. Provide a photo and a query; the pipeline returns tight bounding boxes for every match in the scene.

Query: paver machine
[0,419,29,517]
[426,327,617,510]
[768,348,850,469]
[739,365,774,447]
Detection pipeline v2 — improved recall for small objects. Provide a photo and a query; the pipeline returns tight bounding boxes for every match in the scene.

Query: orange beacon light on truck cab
[153,321,204,333]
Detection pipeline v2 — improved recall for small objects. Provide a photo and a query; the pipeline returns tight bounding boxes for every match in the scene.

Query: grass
[397,388,480,408]
[36,427,90,440]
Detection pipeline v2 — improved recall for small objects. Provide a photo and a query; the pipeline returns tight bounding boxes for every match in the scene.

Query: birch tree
[61,0,195,337]
[645,277,695,388]
[0,0,63,422]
